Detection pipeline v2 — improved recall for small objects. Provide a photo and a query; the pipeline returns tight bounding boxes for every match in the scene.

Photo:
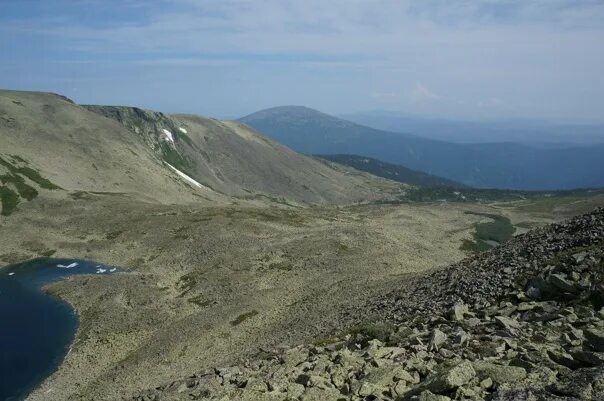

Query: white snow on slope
[58,262,78,269]
[162,129,174,143]
[178,127,187,134]
[165,162,206,189]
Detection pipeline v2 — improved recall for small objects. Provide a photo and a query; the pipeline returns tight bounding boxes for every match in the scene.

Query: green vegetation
[188,295,214,307]
[105,230,125,240]
[0,173,38,200]
[10,154,27,163]
[160,142,196,178]
[0,186,19,216]
[509,192,604,217]
[349,320,396,344]
[16,166,60,189]
[267,261,293,271]
[377,186,604,208]
[230,310,259,326]
[318,154,463,188]
[461,212,516,253]
[0,156,60,190]
[40,249,57,257]
[174,130,194,147]
[177,273,197,297]
[0,252,29,264]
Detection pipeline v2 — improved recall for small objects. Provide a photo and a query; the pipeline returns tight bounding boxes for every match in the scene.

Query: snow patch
[178,127,188,134]
[165,162,204,189]
[110,268,117,273]
[57,262,78,269]
[8,272,15,276]
[161,129,174,143]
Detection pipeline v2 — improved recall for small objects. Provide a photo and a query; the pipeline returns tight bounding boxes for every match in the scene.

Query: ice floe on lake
[96,268,107,274]
[57,262,78,269]
[8,272,15,276]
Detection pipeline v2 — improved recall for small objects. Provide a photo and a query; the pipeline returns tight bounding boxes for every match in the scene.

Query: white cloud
[2,0,604,120]
[411,83,441,102]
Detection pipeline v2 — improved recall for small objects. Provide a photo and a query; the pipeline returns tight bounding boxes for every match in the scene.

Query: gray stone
[572,350,604,366]
[429,329,448,351]
[585,329,604,352]
[472,361,527,385]
[421,361,476,394]
[494,316,521,332]
[281,347,309,368]
[418,390,452,401]
[286,383,305,399]
[449,303,469,322]
[548,274,579,293]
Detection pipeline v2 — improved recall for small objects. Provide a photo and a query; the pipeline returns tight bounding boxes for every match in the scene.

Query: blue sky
[1,0,603,122]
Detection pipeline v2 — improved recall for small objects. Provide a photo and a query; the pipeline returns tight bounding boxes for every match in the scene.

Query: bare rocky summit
[130,208,604,401]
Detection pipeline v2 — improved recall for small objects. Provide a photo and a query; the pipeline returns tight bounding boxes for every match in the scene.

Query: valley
[1,90,603,400]
[1,186,600,400]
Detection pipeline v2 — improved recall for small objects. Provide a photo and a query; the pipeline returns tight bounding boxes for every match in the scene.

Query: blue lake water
[0,258,120,401]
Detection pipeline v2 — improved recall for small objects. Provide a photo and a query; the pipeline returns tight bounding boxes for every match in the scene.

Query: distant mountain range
[317,154,464,188]
[239,106,604,190]
[339,111,604,146]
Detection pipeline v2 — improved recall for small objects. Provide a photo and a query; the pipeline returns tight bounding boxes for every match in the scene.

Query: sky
[1,0,604,122]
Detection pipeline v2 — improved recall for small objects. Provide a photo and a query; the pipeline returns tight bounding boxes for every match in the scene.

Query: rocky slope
[130,207,604,401]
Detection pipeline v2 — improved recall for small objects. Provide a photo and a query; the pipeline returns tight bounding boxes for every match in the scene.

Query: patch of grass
[21,241,56,257]
[172,226,190,239]
[126,257,145,269]
[0,186,19,216]
[69,191,89,200]
[40,249,57,257]
[10,155,27,163]
[0,156,60,190]
[314,335,343,347]
[0,173,38,200]
[188,295,214,307]
[349,320,396,344]
[174,130,194,147]
[267,261,292,271]
[230,310,259,326]
[0,252,30,264]
[460,238,492,253]
[337,243,349,253]
[160,142,195,177]
[461,211,516,253]
[15,166,60,190]
[105,230,124,240]
[177,273,197,296]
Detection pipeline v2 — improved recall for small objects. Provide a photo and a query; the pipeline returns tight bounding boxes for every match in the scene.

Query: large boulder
[412,361,476,395]
[472,362,527,386]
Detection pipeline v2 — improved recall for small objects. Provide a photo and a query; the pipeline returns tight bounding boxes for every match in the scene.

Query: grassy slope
[317,154,464,188]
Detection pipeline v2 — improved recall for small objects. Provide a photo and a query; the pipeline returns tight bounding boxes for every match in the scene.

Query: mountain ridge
[240,106,604,190]
[0,90,390,215]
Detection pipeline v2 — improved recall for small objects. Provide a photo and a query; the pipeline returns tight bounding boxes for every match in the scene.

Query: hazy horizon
[2,1,604,124]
